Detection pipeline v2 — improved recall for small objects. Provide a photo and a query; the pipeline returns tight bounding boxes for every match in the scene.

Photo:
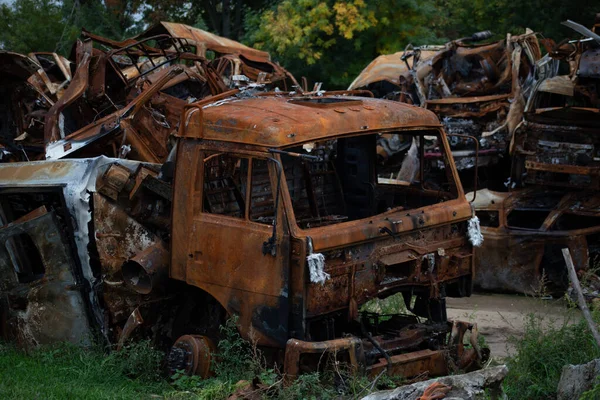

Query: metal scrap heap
[473,18,600,295]
[349,30,542,175]
[0,22,298,164]
[0,23,485,383]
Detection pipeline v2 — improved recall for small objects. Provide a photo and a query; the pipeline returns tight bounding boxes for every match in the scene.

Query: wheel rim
[167,334,216,378]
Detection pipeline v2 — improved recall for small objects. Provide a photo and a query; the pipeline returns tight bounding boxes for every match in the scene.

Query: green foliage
[503,312,600,400]
[362,292,409,315]
[214,316,264,381]
[244,0,442,89]
[278,372,338,399]
[0,0,64,54]
[170,371,237,399]
[113,340,164,382]
[0,0,138,55]
[0,341,172,399]
[435,0,597,43]
[581,377,600,400]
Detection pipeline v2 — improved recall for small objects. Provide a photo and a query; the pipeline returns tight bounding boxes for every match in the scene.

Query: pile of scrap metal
[349,31,542,177]
[0,21,299,349]
[0,20,486,382]
[472,18,600,295]
[0,22,298,164]
[0,158,177,347]
[0,88,486,381]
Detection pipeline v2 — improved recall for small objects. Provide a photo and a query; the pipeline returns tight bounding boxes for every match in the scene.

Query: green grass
[0,318,389,399]
[503,312,600,400]
[361,292,409,315]
[0,341,175,400]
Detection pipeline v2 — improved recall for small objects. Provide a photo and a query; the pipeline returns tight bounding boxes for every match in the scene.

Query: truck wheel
[167,334,216,377]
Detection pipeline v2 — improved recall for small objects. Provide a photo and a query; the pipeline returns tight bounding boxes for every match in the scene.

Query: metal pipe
[446,133,479,202]
[122,242,170,294]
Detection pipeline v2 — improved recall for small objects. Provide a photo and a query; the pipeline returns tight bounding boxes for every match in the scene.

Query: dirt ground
[446,293,583,360]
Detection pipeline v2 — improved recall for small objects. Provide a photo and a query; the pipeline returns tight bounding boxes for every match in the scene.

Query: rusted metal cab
[171,94,479,377]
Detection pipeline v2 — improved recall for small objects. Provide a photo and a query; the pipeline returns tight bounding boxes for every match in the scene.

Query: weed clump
[170,316,397,399]
[503,312,600,400]
[1,318,402,399]
[0,340,170,399]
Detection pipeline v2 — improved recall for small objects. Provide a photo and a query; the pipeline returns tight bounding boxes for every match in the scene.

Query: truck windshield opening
[281,130,459,229]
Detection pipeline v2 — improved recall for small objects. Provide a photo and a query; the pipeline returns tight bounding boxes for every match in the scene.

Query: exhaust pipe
[122,242,169,294]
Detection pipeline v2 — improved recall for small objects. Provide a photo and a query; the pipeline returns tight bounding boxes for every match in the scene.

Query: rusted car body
[133,22,299,90]
[0,22,297,165]
[0,91,483,379]
[0,156,187,348]
[471,188,600,294]
[472,21,600,294]
[349,32,541,179]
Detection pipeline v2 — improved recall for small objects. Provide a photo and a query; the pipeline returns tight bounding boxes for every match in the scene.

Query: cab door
[186,152,289,347]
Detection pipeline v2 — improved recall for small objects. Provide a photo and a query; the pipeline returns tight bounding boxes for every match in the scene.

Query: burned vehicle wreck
[0,92,484,379]
[472,21,600,295]
[471,188,600,295]
[349,31,541,187]
[0,22,298,165]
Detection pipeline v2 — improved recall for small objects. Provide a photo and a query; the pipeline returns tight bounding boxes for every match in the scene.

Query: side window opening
[202,154,275,225]
[476,210,500,227]
[5,234,45,283]
[203,154,248,218]
[249,159,275,225]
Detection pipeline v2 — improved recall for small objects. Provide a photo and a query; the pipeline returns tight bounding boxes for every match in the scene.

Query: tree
[141,0,268,40]
[436,0,597,43]
[244,0,442,88]
[0,0,140,55]
[0,0,65,53]
[55,0,139,53]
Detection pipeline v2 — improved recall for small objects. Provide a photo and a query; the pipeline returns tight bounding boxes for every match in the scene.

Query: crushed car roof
[348,50,438,90]
[139,22,271,62]
[179,95,442,147]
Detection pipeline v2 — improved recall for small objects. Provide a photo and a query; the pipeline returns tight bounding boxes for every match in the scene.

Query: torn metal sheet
[471,188,600,295]
[0,157,160,344]
[471,19,600,296]
[348,50,440,96]
[350,31,542,175]
[0,22,296,164]
[511,25,600,189]
[0,209,92,347]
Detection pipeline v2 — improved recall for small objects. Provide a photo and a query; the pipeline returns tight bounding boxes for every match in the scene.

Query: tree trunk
[222,0,231,38]
[233,0,242,40]
[205,0,220,35]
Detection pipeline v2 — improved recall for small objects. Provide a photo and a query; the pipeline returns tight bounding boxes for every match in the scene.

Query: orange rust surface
[146,22,271,61]
[172,97,473,348]
[348,50,438,90]
[0,160,82,181]
[367,349,448,378]
[178,96,441,147]
[473,188,600,294]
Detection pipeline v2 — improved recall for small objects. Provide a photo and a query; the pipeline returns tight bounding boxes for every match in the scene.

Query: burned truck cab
[171,93,481,377]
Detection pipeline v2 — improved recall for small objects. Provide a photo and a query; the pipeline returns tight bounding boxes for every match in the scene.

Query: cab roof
[178,95,441,148]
